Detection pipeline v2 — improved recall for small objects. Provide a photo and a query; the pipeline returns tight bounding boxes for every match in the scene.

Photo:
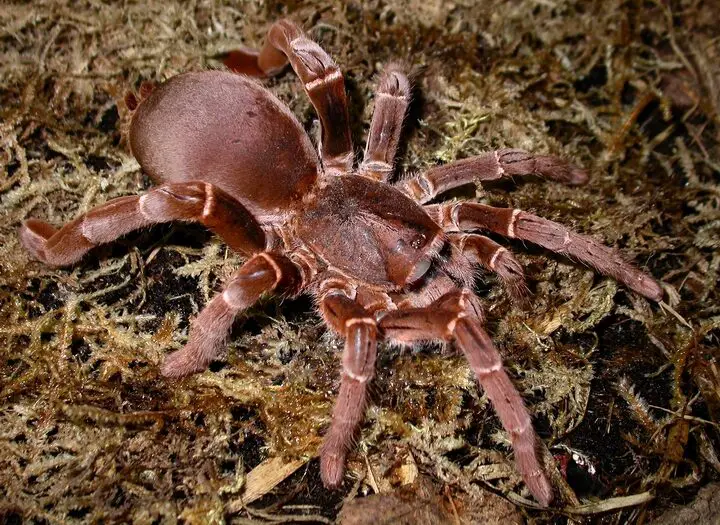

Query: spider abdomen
[129,71,319,222]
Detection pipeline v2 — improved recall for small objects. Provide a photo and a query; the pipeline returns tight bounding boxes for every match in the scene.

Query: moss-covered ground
[1,1,718,523]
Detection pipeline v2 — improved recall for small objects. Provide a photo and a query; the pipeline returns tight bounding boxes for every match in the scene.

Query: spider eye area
[406,257,432,285]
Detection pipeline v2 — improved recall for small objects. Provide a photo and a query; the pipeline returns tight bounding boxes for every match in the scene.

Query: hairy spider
[19,19,662,505]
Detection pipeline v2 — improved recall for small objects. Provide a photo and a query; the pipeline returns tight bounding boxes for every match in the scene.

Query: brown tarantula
[19,19,662,505]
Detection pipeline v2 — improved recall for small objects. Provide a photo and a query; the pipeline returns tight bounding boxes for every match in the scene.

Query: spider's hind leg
[223,19,353,173]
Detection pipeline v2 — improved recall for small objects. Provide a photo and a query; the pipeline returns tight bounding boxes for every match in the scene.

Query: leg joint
[488,247,507,270]
[304,68,343,92]
[446,311,468,337]
[257,252,283,284]
[202,183,215,219]
[507,209,521,238]
[342,369,371,383]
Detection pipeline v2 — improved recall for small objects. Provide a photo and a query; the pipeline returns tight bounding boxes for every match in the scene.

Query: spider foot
[515,446,554,507]
[160,346,210,378]
[20,219,56,264]
[528,153,589,186]
[319,448,346,489]
[161,295,237,378]
[494,149,589,185]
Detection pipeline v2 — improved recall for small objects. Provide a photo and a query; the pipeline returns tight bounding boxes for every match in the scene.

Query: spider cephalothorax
[19,19,663,505]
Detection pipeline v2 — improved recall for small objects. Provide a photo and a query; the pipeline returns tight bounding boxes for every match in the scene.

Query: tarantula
[19,19,662,505]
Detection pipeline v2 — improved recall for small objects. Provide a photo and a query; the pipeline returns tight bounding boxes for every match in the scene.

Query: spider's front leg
[20,182,266,266]
[400,149,588,204]
[223,19,353,172]
[161,252,303,377]
[436,202,663,301]
[318,289,378,488]
[379,289,554,506]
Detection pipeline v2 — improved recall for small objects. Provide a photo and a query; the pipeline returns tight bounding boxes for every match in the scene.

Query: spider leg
[448,232,529,303]
[378,289,553,506]
[318,289,378,488]
[20,182,266,267]
[359,64,411,182]
[399,149,588,203]
[161,252,303,377]
[435,201,663,301]
[223,19,352,173]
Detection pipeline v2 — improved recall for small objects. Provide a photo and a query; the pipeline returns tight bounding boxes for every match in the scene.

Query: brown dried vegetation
[0,0,718,523]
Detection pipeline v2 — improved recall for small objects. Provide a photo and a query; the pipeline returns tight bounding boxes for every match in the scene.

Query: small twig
[521,322,551,349]
[563,492,654,515]
[606,398,615,435]
[506,491,545,509]
[659,301,693,329]
[364,454,380,494]
[608,91,656,156]
[227,456,307,512]
[647,404,720,429]
[444,485,461,525]
[241,507,333,524]
[645,363,672,379]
